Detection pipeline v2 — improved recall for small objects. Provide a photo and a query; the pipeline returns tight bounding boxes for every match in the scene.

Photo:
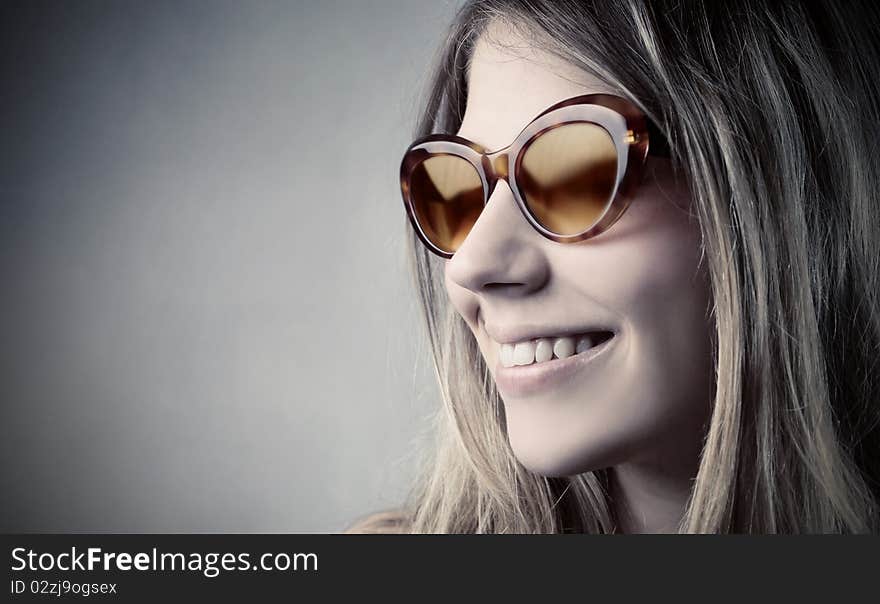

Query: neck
[608,424,706,533]
[607,391,712,534]
[609,460,695,533]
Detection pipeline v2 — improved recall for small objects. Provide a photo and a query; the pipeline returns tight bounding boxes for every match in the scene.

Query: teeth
[535,338,553,363]
[499,333,606,368]
[513,341,536,366]
[500,342,514,368]
[553,337,575,360]
[575,334,594,354]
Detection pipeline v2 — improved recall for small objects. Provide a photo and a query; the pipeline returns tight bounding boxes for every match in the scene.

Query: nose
[444,178,550,296]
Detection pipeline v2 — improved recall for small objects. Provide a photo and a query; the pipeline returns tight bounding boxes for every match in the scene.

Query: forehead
[457,21,615,151]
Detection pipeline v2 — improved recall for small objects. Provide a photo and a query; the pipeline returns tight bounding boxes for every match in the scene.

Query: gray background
[0,0,463,532]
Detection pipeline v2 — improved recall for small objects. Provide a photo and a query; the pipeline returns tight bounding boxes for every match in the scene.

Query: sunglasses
[399,93,670,259]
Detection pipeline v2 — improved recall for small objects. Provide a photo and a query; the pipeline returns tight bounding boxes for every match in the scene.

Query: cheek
[589,199,714,457]
[506,197,715,475]
[618,199,713,374]
[443,262,496,364]
[443,261,471,317]
[620,194,710,344]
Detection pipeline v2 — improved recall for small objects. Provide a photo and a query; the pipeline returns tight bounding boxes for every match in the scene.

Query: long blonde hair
[386,0,880,533]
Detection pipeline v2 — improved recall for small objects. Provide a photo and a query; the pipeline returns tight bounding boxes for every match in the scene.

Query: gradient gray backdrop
[0,0,464,532]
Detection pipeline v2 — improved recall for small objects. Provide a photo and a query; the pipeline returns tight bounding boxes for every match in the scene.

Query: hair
[361,0,880,533]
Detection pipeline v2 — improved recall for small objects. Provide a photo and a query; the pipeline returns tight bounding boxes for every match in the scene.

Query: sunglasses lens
[408,154,484,254]
[519,122,618,236]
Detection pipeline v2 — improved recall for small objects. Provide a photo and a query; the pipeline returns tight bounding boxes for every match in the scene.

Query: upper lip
[482,321,616,345]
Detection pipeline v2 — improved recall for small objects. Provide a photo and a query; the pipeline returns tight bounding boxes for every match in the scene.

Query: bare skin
[442,22,715,533]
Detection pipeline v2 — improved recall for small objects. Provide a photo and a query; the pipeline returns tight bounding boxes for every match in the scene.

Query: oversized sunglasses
[399,93,670,259]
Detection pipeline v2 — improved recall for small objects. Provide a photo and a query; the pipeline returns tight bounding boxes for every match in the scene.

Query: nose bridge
[492,152,509,182]
[445,144,549,293]
[482,149,510,195]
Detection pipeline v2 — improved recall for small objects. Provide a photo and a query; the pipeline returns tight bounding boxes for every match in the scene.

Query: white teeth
[499,332,609,368]
[535,338,553,363]
[552,337,575,359]
[513,341,536,366]
[575,334,594,354]
[500,343,514,368]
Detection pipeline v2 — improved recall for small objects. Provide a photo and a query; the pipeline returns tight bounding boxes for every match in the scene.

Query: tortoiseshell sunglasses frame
[399,93,670,259]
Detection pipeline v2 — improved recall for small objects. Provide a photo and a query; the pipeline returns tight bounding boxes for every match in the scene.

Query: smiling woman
[348,0,880,534]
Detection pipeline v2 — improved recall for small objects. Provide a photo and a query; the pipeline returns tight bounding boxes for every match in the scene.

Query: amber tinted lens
[518,122,618,236]
[408,154,484,253]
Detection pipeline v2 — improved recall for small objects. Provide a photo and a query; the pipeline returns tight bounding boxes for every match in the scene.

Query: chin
[513,453,589,478]
[506,423,627,478]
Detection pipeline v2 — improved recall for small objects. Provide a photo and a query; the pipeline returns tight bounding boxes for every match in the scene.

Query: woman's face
[443,24,716,477]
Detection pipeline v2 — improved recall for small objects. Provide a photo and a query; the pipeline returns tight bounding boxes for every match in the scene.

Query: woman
[349,0,880,533]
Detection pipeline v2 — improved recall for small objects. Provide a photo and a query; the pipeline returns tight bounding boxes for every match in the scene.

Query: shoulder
[343,509,411,534]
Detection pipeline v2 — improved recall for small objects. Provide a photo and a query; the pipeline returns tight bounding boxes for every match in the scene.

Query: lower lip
[494,335,617,398]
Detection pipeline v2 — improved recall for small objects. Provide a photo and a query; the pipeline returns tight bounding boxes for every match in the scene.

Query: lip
[483,321,614,345]
[493,333,617,398]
